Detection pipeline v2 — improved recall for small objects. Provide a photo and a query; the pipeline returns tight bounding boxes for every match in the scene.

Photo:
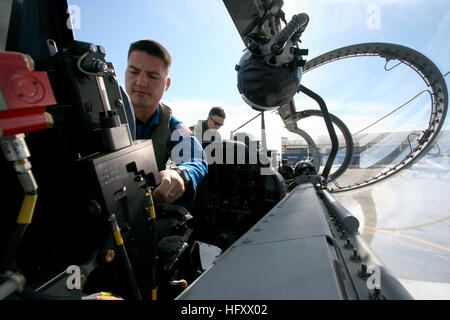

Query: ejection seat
[190,139,286,250]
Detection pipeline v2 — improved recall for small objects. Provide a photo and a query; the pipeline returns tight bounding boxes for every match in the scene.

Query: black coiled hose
[271,13,309,53]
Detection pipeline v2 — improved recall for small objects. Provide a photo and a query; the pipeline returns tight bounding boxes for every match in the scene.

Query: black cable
[299,85,339,182]
[144,187,158,300]
[108,213,142,300]
[272,13,309,53]
[293,109,354,181]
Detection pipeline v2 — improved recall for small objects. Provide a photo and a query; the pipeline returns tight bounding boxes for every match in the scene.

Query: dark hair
[209,106,226,119]
[128,39,172,68]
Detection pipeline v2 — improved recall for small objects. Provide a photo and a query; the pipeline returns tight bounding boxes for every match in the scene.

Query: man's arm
[152,117,208,205]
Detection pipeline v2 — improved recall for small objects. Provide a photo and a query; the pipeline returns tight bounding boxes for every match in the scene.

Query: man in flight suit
[125,39,207,206]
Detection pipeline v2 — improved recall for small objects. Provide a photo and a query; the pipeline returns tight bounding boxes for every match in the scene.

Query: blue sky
[68,0,449,152]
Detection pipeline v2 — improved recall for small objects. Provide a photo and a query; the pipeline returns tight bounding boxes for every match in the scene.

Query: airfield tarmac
[328,157,450,299]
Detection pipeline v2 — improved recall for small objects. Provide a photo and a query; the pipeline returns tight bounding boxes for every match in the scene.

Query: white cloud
[163,0,444,154]
[165,87,435,153]
[163,98,213,127]
[323,0,425,4]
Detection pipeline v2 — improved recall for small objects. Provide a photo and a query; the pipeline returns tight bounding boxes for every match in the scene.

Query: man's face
[125,50,170,117]
[207,115,225,130]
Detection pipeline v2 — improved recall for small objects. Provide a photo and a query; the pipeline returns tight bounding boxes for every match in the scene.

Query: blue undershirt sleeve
[168,116,208,203]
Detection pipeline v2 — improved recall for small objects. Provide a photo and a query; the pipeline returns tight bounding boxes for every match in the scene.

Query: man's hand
[152,169,185,207]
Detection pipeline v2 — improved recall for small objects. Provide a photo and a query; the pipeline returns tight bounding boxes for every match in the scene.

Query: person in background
[190,106,226,146]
